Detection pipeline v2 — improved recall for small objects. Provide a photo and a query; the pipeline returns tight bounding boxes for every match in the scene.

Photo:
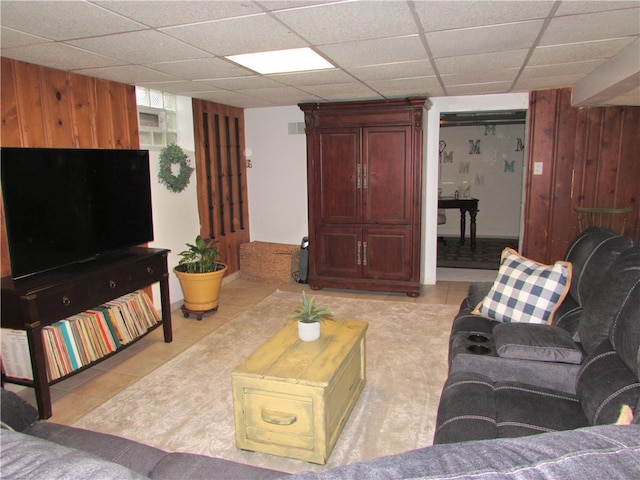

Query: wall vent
[288,122,306,135]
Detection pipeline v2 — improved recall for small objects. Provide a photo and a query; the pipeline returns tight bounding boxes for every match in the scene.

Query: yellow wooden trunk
[231,320,368,464]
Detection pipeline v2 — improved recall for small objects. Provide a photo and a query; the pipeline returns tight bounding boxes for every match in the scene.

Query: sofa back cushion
[564,227,634,306]
[578,246,640,355]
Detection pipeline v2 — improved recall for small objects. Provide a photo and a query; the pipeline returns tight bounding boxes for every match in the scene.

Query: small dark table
[438,197,479,250]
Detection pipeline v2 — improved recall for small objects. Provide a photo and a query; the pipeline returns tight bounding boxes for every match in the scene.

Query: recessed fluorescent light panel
[225,47,334,74]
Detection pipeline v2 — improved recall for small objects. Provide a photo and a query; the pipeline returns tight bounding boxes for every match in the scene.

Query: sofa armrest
[449,353,581,394]
[493,323,583,364]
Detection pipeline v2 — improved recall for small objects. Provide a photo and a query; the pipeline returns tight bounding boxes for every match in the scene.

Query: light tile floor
[11,269,495,425]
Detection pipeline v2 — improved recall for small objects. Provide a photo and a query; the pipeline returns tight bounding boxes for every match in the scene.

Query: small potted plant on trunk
[174,235,227,319]
[292,291,334,341]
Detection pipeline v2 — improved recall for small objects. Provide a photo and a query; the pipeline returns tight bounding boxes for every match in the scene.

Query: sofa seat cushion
[493,323,583,364]
[434,373,587,444]
[472,248,572,325]
[1,429,148,480]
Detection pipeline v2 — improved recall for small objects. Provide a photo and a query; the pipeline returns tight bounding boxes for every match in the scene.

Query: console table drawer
[129,255,166,285]
[32,283,92,324]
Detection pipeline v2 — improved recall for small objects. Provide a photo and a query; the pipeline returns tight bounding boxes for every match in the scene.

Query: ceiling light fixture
[225,47,335,75]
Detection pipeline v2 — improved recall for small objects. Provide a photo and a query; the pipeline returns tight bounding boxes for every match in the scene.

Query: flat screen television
[1,147,154,280]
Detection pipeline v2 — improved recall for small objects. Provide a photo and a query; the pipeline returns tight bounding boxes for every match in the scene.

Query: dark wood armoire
[299,98,426,297]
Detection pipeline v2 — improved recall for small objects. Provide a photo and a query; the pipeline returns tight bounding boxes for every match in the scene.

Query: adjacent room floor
[9,268,496,426]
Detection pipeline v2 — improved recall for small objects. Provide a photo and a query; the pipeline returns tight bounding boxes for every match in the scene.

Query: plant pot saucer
[180,304,218,321]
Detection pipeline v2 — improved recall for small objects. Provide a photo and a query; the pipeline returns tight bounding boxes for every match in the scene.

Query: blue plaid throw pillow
[472,248,572,324]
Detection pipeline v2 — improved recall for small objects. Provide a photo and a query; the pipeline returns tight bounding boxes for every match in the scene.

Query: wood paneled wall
[1,57,140,278]
[192,98,249,274]
[522,88,640,263]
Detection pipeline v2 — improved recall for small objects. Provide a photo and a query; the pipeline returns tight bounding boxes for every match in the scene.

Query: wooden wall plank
[14,61,47,147]
[39,66,74,147]
[523,88,640,263]
[68,74,98,147]
[1,58,23,147]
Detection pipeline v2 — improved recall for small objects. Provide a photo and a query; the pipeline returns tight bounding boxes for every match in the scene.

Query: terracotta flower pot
[174,264,227,312]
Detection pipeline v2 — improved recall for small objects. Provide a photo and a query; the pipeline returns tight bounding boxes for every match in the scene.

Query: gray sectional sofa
[2,388,639,479]
[435,227,640,443]
[3,227,640,479]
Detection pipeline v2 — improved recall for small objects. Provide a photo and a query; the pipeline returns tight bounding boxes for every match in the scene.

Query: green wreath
[158,143,194,193]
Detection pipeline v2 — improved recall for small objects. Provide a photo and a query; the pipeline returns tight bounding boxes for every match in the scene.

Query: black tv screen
[1,147,154,280]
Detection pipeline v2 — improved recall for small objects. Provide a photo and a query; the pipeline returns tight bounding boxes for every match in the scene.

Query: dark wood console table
[438,198,479,250]
[1,247,172,419]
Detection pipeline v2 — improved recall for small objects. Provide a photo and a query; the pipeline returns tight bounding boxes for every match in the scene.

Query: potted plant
[174,235,228,317]
[292,291,334,341]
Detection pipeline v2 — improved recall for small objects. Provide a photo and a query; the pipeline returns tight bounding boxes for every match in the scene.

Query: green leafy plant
[292,291,334,324]
[176,235,223,273]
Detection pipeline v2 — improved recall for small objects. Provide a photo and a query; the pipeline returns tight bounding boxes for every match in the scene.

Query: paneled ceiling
[1,0,639,108]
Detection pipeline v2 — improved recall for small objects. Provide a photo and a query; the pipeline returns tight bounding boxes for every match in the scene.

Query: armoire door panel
[363,127,411,223]
[316,227,361,278]
[318,130,360,223]
[363,228,411,280]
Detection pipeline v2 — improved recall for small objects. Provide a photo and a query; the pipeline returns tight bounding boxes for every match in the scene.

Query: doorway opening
[436,110,526,270]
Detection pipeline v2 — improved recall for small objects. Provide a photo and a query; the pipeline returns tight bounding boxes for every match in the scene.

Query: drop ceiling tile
[529,37,637,65]
[540,8,640,46]
[555,1,640,16]
[514,73,583,91]
[68,30,208,64]
[427,20,545,58]
[0,27,49,49]
[267,69,355,86]
[273,1,417,44]
[300,82,382,100]
[237,86,310,99]
[365,76,443,97]
[434,50,528,75]
[136,81,222,94]
[74,65,176,84]
[441,69,518,87]
[198,76,287,91]
[414,1,554,32]
[161,14,306,56]
[519,60,605,80]
[144,58,253,80]
[1,43,122,71]
[0,1,144,40]
[95,1,262,27]
[318,35,426,68]
[191,90,274,108]
[446,81,513,95]
[347,60,434,81]
[258,1,344,12]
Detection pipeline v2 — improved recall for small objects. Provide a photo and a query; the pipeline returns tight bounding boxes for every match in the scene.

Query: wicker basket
[240,242,300,284]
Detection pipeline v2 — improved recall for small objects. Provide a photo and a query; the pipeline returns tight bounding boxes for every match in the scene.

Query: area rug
[73,291,458,474]
[437,237,519,270]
